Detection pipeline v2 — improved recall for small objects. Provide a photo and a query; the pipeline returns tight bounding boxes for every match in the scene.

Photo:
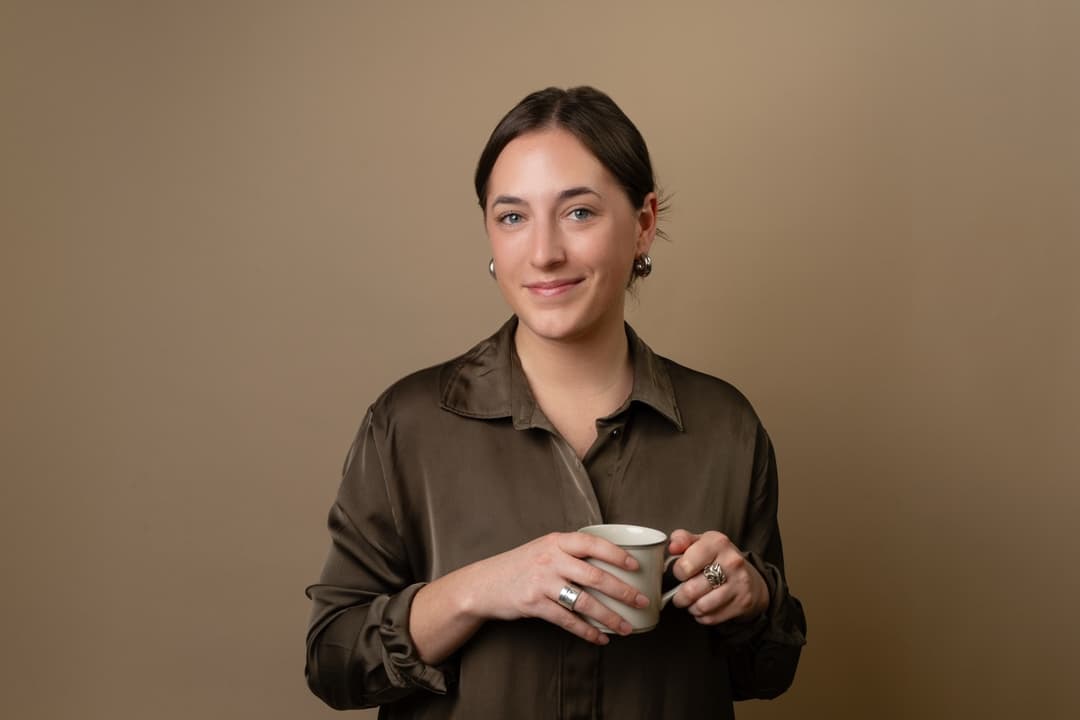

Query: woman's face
[484,128,656,346]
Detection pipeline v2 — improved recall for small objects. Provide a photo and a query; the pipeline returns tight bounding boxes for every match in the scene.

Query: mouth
[524,278,584,297]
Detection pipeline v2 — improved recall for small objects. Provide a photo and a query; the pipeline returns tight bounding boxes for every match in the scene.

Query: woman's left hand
[667,529,770,625]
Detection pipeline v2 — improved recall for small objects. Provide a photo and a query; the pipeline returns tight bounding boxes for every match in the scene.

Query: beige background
[3,1,1078,718]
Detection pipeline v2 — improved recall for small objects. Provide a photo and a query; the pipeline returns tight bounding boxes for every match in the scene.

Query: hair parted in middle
[473,86,669,243]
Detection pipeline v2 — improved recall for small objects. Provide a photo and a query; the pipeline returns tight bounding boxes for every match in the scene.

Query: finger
[673,531,733,581]
[703,555,769,620]
[687,570,739,616]
[690,555,762,619]
[671,565,732,608]
[563,558,650,610]
[536,599,613,645]
[692,584,759,623]
[671,546,746,607]
[667,528,699,555]
[558,532,639,571]
[689,590,739,625]
[568,589,634,636]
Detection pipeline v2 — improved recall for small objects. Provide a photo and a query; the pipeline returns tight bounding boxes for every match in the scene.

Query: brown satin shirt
[305,317,806,719]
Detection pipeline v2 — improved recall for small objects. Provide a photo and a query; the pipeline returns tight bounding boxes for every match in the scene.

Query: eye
[498,212,523,225]
[569,207,594,221]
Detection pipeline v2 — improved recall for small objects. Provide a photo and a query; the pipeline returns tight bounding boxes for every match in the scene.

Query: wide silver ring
[703,562,727,587]
[557,584,583,611]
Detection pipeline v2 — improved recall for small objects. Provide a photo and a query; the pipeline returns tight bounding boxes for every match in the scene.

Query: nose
[529,217,566,270]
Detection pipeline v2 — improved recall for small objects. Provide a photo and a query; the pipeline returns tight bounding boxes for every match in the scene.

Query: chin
[518,317,578,342]
[516,308,600,344]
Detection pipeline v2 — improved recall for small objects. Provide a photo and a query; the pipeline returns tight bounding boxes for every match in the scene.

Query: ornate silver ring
[703,562,727,587]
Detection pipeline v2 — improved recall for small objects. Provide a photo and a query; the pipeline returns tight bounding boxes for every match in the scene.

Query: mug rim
[578,523,667,547]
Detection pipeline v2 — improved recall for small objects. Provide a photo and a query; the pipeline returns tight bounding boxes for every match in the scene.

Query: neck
[514,317,632,401]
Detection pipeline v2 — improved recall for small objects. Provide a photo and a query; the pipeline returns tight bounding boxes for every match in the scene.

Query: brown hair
[474,86,668,241]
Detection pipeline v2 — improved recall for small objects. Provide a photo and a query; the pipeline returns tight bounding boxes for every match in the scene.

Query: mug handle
[659,554,683,609]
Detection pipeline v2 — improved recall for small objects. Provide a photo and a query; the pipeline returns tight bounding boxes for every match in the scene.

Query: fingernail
[596,633,610,645]
[635,593,649,608]
[624,556,638,570]
[619,621,633,635]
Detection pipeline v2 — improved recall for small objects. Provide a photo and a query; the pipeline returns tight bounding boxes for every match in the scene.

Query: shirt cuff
[376,582,457,694]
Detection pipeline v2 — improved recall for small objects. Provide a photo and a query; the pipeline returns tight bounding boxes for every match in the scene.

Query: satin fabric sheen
[306,317,806,718]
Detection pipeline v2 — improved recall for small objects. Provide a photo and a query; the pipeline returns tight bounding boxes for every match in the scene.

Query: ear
[634,192,659,257]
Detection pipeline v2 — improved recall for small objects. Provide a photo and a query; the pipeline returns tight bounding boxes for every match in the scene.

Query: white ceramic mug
[578,523,683,633]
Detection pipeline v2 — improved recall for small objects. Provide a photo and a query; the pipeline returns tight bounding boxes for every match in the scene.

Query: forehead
[487,128,617,200]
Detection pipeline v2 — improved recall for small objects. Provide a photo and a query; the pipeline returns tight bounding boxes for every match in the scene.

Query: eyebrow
[490,186,602,210]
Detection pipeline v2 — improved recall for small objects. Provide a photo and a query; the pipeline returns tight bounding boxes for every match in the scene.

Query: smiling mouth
[525,279,583,297]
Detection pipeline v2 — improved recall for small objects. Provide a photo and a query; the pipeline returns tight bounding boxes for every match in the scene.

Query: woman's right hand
[462,532,650,645]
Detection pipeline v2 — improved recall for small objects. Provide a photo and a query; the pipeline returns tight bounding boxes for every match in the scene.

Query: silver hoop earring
[633,254,652,278]
[488,258,496,279]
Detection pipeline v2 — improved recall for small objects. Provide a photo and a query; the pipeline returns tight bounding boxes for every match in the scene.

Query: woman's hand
[667,529,770,625]
[412,531,648,663]
[462,532,650,645]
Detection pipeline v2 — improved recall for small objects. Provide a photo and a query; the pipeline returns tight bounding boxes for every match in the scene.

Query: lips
[525,278,583,297]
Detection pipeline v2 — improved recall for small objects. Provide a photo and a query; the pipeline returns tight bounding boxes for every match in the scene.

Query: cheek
[599,230,638,274]
[489,236,516,264]
[490,237,529,282]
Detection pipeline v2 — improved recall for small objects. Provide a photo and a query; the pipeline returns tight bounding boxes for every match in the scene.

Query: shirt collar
[440,316,684,432]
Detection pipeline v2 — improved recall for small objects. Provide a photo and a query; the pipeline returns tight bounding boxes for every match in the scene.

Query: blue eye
[499,212,523,225]
[570,208,593,221]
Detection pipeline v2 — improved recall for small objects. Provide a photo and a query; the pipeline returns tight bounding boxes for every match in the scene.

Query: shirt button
[611,428,620,437]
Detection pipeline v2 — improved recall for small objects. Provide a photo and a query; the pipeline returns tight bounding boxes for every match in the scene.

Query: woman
[305,86,806,719]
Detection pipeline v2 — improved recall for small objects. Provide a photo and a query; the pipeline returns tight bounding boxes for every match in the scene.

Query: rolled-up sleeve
[305,408,453,710]
[719,423,807,700]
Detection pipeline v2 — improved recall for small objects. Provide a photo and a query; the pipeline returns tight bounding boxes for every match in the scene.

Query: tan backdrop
[3,1,1077,718]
